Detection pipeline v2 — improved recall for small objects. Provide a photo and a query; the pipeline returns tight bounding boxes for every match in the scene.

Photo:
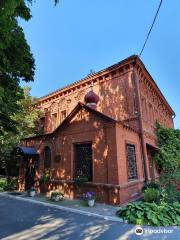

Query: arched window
[44,146,51,169]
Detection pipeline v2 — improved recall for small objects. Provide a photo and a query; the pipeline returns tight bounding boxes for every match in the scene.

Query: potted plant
[73,176,88,189]
[28,187,36,197]
[51,191,64,202]
[39,169,51,193]
[84,191,96,207]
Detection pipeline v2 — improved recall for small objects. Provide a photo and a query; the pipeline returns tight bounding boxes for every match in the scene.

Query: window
[74,143,92,181]
[52,113,57,129]
[44,146,51,169]
[126,144,138,181]
[39,117,45,134]
[61,110,66,122]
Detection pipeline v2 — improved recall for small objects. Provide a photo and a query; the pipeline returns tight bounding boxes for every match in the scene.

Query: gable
[63,108,112,133]
[54,103,116,135]
[69,108,107,126]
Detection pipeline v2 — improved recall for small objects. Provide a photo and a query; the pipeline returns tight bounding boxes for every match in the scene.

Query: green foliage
[117,201,180,226]
[39,169,51,185]
[155,123,180,203]
[0,177,17,191]
[73,176,88,188]
[143,188,160,203]
[155,122,180,172]
[142,182,160,192]
[0,1,58,175]
[0,0,35,135]
[0,86,42,176]
[0,0,58,139]
[4,178,17,191]
[159,171,180,203]
[0,178,7,191]
[51,191,64,200]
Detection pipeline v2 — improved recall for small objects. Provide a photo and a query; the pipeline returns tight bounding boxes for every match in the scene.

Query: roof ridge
[37,55,137,102]
[23,102,117,140]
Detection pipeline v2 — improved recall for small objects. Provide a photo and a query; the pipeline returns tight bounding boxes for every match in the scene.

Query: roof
[24,102,116,140]
[37,55,137,102]
[54,102,116,133]
[135,56,175,116]
[15,147,38,155]
[36,55,174,115]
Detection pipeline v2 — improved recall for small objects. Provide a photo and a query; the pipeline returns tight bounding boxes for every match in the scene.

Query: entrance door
[25,157,36,190]
[74,143,92,181]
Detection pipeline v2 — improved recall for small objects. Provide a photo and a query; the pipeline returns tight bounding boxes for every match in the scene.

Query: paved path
[0,195,179,240]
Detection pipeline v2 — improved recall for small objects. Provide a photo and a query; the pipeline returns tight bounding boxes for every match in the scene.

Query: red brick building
[18,55,175,205]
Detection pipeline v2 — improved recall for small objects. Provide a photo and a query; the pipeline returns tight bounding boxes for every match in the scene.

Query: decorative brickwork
[18,55,175,205]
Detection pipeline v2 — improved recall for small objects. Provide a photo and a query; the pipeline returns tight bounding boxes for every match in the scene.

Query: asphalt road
[0,195,179,240]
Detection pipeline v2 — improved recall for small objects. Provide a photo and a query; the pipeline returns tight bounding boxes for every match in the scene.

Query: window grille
[126,144,138,181]
[44,146,51,169]
[74,143,92,181]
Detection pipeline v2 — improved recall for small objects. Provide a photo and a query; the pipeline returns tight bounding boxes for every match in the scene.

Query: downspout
[172,114,176,129]
[132,57,149,182]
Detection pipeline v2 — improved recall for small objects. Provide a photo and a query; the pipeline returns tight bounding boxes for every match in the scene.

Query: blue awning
[15,147,38,155]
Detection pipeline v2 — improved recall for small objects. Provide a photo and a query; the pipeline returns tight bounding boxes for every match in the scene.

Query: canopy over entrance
[15,147,38,156]
[15,147,39,190]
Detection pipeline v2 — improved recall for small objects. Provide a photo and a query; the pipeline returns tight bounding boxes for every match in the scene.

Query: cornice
[134,57,175,116]
[35,55,175,118]
[36,55,137,105]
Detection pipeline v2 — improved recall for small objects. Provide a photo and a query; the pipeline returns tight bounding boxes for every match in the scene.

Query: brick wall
[37,64,138,134]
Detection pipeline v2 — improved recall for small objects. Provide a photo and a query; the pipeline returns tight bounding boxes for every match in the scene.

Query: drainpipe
[132,58,149,182]
[172,114,176,129]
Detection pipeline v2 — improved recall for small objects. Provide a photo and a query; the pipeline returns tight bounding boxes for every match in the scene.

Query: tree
[0,0,59,135]
[0,0,58,175]
[0,86,42,176]
[0,0,35,135]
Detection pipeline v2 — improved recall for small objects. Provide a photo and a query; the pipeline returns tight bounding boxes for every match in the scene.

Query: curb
[0,192,123,223]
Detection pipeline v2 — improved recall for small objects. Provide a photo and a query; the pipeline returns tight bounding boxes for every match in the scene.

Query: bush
[3,177,17,191]
[116,201,180,226]
[0,178,7,191]
[159,171,180,203]
[73,176,88,188]
[142,182,160,192]
[39,169,50,185]
[5,178,17,191]
[143,188,160,203]
[155,123,180,172]
[51,191,64,201]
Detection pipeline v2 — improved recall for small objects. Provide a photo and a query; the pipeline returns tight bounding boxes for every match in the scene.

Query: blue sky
[20,0,180,128]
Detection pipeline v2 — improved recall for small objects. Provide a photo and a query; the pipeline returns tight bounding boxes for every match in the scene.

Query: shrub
[142,182,160,192]
[3,177,17,191]
[116,201,180,226]
[39,169,50,185]
[159,171,180,203]
[0,178,7,191]
[155,123,180,172]
[143,188,160,203]
[73,176,88,188]
[51,191,64,201]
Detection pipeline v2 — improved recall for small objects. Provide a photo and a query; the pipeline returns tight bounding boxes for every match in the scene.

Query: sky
[20,0,180,128]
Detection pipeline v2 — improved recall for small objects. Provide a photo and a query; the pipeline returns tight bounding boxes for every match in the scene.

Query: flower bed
[117,201,180,226]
